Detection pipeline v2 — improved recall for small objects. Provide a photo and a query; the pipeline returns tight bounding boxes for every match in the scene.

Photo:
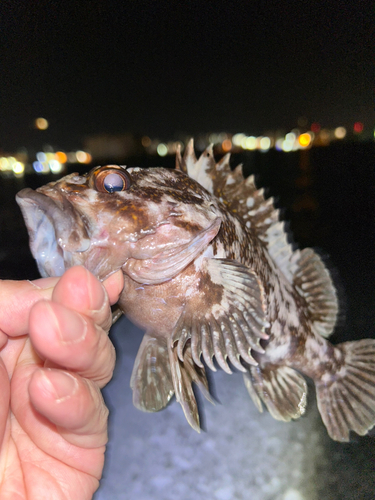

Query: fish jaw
[16,188,90,277]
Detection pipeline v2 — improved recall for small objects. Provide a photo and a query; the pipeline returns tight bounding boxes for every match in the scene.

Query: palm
[0,268,124,500]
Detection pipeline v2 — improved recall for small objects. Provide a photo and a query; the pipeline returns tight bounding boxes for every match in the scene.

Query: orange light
[55,151,67,163]
[76,151,92,164]
[35,117,49,130]
[221,139,232,152]
[353,122,364,133]
[298,133,311,148]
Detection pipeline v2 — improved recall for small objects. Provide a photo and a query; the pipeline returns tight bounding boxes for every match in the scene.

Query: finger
[0,277,58,337]
[28,368,108,449]
[51,266,124,331]
[0,358,10,449]
[29,301,115,387]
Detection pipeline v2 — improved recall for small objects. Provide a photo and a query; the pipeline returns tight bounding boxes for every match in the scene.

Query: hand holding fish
[0,266,124,500]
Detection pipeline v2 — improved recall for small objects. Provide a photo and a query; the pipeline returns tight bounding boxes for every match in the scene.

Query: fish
[16,140,375,442]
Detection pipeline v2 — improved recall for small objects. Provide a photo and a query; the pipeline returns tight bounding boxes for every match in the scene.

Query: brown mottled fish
[16,141,375,441]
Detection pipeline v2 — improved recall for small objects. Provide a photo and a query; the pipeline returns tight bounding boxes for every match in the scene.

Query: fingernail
[42,369,78,402]
[30,277,59,290]
[46,302,87,344]
[86,269,106,311]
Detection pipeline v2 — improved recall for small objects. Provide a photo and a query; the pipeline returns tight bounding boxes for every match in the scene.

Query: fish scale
[16,140,375,442]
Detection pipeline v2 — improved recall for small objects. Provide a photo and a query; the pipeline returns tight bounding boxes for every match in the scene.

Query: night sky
[1,0,374,151]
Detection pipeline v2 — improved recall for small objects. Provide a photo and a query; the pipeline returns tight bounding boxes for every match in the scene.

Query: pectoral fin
[172,258,270,373]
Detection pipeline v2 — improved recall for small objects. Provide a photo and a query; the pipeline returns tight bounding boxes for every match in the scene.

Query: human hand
[0,266,124,500]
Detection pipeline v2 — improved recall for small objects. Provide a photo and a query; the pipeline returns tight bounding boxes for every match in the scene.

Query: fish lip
[16,188,90,277]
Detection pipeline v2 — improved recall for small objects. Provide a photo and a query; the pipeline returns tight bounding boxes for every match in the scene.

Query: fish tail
[315,338,375,441]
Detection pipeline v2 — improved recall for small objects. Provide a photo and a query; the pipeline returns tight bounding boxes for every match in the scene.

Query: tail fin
[316,339,375,441]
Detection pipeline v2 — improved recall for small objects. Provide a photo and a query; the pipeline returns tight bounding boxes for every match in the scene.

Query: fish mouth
[16,188,90,278]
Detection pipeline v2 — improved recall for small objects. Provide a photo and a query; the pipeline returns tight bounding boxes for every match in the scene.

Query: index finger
[51,267,124,331]
[0,277,58,337]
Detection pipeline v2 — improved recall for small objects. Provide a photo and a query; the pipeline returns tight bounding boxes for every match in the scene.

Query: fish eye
[94,168,131,193]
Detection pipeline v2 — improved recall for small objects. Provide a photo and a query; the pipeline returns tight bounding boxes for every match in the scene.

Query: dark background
[0,0,374,151]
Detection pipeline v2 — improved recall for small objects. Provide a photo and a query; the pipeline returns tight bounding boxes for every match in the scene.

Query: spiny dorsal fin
[178,142,339,339]
[179,141,293,276]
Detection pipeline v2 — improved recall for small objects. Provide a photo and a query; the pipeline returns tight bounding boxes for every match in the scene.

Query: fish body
[16,142,375,442]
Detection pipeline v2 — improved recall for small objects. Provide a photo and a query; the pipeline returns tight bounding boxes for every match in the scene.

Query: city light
[35,117,49,130]
[0,120,372,180]
[76,151,92,163]
[334,127,346,139]
[298,133,312,148]
[49,160,63,173]
[259,137,271,151]
[55,151,67,163]
[157,143,168,156]
[353,122,364,134]
[244,136,257,150]
[232,133,246,147]
[222,139,232,152]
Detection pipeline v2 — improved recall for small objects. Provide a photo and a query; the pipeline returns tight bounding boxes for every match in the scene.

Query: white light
[282,140,294,152]
[12,162,24,175]
[259,136,271,151]
[49,160,62,173]
[36,152,46,162]
[0,157,9,170]
[285,132,296,142]
[157,143,168,156]
[334,126,346,139]
[76,151,88,163]
[245,136,257,150]
[232,133,246,147]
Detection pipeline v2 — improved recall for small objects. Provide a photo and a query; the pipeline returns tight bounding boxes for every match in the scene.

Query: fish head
[16,165,221,283]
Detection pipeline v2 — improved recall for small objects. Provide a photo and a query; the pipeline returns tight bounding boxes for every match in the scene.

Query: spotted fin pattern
[292,248,338,337]
[243,364,308,421]
[177,140,339,337]
[171,258,270,374]
[316,339,375,441]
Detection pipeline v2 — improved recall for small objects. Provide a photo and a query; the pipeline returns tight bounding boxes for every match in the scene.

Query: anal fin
[130,334,174,412]
[243,364,308,421]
